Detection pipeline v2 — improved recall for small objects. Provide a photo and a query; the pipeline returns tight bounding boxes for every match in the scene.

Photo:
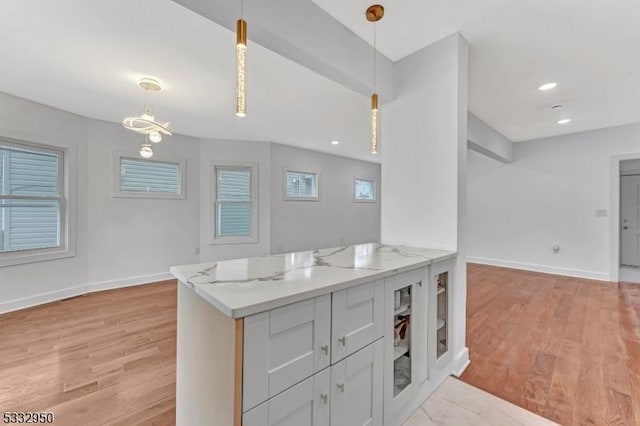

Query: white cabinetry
[331,280,384,364]
[383,267,428,424]
[243,295,331,411]
[429,259,454,374]
[243,368,331,426]
[330,339,384,426]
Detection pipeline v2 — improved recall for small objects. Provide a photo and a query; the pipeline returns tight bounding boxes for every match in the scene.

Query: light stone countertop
[170,243,456,318]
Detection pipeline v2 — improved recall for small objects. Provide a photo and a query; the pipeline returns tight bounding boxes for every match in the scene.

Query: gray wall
[270,143,381,254]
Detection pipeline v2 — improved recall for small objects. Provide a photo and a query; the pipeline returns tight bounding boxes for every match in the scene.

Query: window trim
[282,167,320,201]
[0,136,75,268]
[209,161,259,245]
[112,151,186,200]
[353,177,377,203]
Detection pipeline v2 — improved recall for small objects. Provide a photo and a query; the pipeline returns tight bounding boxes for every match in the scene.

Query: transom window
[354,178,376,202]
[113,153,185,199]
[284,170,319,200]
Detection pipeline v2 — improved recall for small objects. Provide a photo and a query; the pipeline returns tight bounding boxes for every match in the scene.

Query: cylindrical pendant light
[371,93,379,154]
[366,5,384,155]
[236,1,247,117]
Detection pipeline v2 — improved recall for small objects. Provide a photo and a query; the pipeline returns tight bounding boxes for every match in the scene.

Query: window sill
[209,236,259,245]
[0,245,75,268]
[113,190,186,200]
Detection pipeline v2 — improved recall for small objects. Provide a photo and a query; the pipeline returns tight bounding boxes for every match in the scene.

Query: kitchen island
[171,243,460,426]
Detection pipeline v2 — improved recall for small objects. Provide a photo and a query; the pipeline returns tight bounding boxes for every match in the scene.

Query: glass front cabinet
[429,259,454,374]
[383,268,428,423]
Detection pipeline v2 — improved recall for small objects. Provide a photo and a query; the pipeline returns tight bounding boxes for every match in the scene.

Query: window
[113,152,185,199]
[284,169,319,200]
[354,178,376,202]
[1,139,69,265]
[211,162,258,244]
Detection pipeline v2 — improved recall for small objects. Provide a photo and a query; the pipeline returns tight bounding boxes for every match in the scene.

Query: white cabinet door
[429,259,455,374]
[332,280,384,364]
[330,339,383,426]
[243,368,331,426]
[243,295,331,411]
[383,268,427,424]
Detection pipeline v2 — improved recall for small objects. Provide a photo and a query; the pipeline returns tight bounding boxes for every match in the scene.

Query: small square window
[113,152,185,199]
[354,178,376,202]
[284,170,319,201]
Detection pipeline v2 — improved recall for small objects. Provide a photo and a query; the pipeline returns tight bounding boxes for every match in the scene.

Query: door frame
[609,152,640,282]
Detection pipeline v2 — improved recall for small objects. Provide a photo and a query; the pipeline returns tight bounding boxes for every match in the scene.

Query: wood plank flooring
[1,265,639,425]
[0,281,177,426]
[461,264,640,426]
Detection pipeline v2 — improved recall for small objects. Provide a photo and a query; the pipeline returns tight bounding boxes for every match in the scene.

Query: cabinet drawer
[331,280,384,364]
[243,368,331,426]
[243,295,331,412]
[330,339,383,426]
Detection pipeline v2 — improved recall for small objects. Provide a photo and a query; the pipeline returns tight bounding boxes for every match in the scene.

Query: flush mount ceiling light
[538,82,558,91]
[557,118,572,124]
[366,4,384,155]
[331,140,340,145]
[236,0,247,117]
[122,78,172,158]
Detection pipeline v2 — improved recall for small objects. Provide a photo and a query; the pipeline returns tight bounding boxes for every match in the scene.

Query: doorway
[619,160,640,282]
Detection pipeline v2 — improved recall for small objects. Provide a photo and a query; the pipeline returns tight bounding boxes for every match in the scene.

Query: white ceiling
[0,0,376,162]
[312,0,640,142]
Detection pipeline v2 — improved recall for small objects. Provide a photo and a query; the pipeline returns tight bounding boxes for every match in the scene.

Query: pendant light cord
[373,22,377,92]
[240,0,244,19]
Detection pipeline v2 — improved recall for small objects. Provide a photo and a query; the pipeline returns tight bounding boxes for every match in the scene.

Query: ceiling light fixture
[331,140,340,145]
[236,0,247,117]
[557,118,572,124]
[538,82,558,91]
[123,78,172,157]
[366,4,384,155]
[139,142,154,159]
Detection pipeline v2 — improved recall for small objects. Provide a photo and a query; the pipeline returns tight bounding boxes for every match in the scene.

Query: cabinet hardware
[320,393,328,404]
[417,280,422,287]
[336,383,345,392]
[338,337,346,346]
[321,345,329,355]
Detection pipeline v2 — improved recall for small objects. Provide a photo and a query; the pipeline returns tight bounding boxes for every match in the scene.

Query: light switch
[595,209,608,217]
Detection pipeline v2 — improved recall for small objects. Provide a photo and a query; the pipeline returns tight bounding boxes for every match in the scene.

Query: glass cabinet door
[393,285,412,396]
[435,271,448,359]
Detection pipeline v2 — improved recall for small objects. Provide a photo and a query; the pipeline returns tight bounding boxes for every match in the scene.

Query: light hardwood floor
[461,263,640,426]
[0,281,177,426]
[1,266,639,425]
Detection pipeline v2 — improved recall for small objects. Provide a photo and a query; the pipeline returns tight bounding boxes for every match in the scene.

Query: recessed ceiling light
[331,140,340,145]
[539,82,558,91]
[557,118,572,124]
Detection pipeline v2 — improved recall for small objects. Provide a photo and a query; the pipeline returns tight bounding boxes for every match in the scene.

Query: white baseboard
[0,272,175,315]
[0,284,88,315]
[87,272,174,293]
[467,256,611,281]
[452,347,470,377]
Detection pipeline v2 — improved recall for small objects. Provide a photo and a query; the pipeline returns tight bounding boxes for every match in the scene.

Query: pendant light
[236,0,247,117]
[366,5,384,155]
[122,78,171,158]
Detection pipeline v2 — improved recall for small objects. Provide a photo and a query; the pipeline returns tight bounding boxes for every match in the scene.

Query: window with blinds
[284,170,318,200]
[211,163,257,244]
[215,168,252,237]
[114,154,185,199]
[0,143,63,253]
[354,178,376,202]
